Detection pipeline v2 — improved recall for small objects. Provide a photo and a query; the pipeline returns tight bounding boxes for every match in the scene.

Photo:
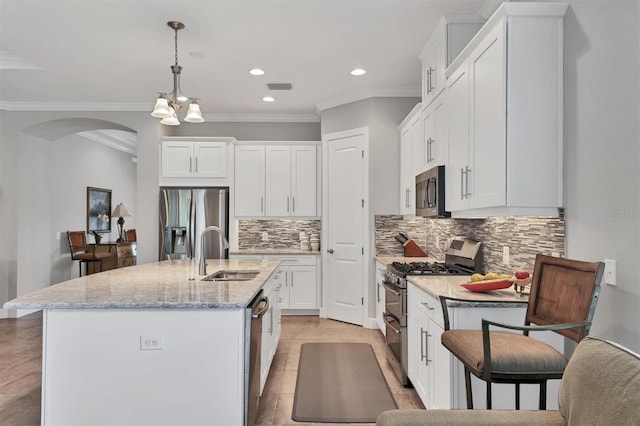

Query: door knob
[327,249,334,254]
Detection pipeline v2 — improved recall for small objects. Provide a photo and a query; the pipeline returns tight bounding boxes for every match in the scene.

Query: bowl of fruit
[460,272,514,293]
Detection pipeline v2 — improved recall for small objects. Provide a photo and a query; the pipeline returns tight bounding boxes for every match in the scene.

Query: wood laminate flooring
[0,312,422,426]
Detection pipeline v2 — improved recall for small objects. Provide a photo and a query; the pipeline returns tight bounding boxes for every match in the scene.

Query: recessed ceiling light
[350,68,366,76]
[262,96,275,102]
[249,68,265,76]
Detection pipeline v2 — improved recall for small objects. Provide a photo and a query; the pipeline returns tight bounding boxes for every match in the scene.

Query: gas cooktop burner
[389,261,474,276]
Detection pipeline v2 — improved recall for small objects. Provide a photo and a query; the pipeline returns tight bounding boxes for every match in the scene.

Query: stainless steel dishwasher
[245,290,269,426]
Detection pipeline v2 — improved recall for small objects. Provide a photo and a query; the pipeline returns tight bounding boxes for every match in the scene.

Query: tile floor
[0,312,423,425]
[255,316,423,425]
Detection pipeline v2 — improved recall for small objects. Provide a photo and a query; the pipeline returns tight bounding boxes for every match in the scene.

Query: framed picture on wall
[87,187,112,234]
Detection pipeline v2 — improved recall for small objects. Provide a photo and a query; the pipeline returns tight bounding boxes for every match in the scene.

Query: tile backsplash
[238,219,321,249]
[376,215,565,274]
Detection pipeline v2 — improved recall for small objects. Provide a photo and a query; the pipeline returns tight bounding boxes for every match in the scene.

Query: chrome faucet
[199,226,230,275]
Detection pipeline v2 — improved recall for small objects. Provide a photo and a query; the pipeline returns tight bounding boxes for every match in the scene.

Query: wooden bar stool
[67,231,111,277]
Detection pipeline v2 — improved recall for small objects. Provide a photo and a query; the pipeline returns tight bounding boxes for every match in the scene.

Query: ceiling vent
[267,83,293,91]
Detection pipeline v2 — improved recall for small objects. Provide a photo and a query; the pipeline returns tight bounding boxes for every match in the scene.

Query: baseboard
[0,309,9,319]
[11,309,40,318]
[282,309,320,316]
[365,317,380,330]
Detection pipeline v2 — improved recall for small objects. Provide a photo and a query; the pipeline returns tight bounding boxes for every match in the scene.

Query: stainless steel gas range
[382,237,482,386]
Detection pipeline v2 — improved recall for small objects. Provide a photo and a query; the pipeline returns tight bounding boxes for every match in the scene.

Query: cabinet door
[291,146,317,216]
[432,95,448,166]
[265,146,292,216]
[446,64,470,212]
[235,146,266,216]
[414,307,430,403]
[469,23,506,209]
[422,31,446,108]
[410,112,425,175]
[399,125,414,215]
[375,263,386,336]
[428,319,451,409]
[194,142,227,178]
[161,141,193,177]
[289,266,317,309]
[422,106,435,168]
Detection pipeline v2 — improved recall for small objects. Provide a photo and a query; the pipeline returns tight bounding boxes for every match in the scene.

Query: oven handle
[383,314,402,334]
[382,281,402,297]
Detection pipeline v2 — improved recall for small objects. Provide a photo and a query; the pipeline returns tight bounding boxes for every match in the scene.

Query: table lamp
[112,203,131,243]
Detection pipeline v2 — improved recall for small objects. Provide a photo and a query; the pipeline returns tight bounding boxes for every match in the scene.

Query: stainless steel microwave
[415,165,450,218]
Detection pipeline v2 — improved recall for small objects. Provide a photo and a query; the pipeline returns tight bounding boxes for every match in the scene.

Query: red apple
[515,270,530,279]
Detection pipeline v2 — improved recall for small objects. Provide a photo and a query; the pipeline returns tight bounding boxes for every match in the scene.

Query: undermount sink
[203,270,260,281]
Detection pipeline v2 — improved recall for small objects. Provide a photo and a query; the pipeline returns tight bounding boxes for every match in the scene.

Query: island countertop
[3,258,281,310]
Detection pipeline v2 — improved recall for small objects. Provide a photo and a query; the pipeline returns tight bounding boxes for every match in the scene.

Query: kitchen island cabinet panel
[42,309,245,426]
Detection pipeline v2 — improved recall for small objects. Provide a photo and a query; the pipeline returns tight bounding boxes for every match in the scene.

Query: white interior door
[323,129,366,325]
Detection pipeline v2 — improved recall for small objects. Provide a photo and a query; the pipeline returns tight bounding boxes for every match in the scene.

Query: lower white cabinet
[407,282,564,410]
[231,254,320,313]
[260,272,282,394]
[264,255,318,311]
[408,284,450,409]
[375,261,386,336]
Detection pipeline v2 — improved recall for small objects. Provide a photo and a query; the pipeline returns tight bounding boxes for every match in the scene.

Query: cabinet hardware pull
[261,196,264,212]
[189,157,193,173]
[420,327,427,362]
[426,331,432,365]
[421,302,435,311]
[407,188,412,207]
[292,197,295,212]
[384,315,401,334]
[460,168,465,200]
[377,283,380,303]
[287,196,290,212]
[428,67,435,92]
[195,156,198,173]
[465,166,472,197]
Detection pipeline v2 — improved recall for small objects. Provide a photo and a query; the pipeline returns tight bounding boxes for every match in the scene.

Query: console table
[87,242,137,274]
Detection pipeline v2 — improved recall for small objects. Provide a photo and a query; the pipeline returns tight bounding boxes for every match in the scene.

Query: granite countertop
[3,259,280,310]
[409,275,528,307]
[232,248,321,255]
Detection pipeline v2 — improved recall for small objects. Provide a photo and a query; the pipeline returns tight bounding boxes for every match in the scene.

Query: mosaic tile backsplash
[239,219,321,249]
[375,215,565,274]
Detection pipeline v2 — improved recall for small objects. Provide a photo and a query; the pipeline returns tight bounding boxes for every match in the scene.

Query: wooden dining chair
[67,231,111,276]
[439,254,604,410]
[125,229,137,242]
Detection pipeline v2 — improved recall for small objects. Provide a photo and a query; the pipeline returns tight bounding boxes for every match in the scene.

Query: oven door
[383,312,409,386]
[383,281,405,326]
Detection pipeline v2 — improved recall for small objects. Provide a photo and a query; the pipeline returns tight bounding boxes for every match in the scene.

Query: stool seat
[67,231,110,276]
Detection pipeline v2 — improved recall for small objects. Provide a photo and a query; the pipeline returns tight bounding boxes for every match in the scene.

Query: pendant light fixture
[151,21,204,125]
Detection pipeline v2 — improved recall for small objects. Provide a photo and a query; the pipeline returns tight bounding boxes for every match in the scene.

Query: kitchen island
[3,258,280,426]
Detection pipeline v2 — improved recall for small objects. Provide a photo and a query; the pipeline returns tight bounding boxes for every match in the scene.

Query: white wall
[558,0,640,351]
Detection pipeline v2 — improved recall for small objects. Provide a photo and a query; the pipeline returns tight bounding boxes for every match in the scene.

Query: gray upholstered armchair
[376,336,640,425]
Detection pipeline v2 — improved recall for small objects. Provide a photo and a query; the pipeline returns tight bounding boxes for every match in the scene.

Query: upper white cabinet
[235,145,267,216]
[235,142,320,218]
[399,103,422,215]
[445,3,568,218]
[420,16,484,108]
[160,137,234,186]
[421,94,448,168]
[266,145,317,217]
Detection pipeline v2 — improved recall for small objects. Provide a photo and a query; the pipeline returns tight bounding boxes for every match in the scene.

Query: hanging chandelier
[151,21,204,125]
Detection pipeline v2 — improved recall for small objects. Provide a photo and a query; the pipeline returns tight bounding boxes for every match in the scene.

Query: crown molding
[202,113,320,123]
[0,101,320,123]
[314,87,421,113]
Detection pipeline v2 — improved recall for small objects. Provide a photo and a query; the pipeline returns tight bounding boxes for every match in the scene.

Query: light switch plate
[604,259,617,286]
[502,246,510,265]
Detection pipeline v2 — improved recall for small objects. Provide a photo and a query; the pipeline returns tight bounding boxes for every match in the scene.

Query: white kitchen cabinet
[234,145,266,216]
[266,145,317,217]
[161,138,230,180]
[420,16,484,108]
[375,261,386,336]
[408,281,564,410]
[421,94,448,168]
[399,103,422,215]
[260,272,282,395]
[235,143,319,217]
[408,284,451,409]
[444,3,567,218]
[262,255,319,312]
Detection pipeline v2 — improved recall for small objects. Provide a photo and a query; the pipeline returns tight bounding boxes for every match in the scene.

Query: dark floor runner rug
[292,342,397,423]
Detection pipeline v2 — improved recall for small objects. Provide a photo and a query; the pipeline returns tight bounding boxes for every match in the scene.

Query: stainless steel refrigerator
[159,187,229,261]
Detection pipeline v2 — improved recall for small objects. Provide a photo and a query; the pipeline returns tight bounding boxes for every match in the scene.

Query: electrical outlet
[140,335,164,350]
[502,246,510,265]
[604,259,617,286]
[261,231,269,241]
